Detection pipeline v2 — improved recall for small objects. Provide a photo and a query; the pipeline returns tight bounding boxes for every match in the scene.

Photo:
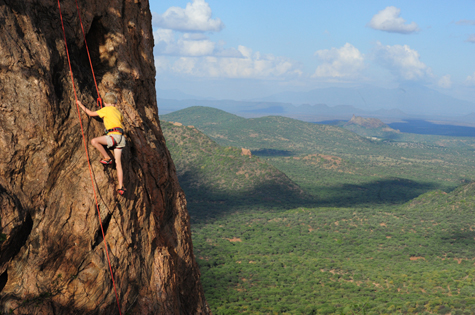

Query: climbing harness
[106,128,125,149]
[109,135,124,149]
[106,127,125,135]
[56,1,122,314]
[110,136,118,148]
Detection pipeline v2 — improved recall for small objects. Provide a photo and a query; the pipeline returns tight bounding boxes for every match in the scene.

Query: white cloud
[373,42,430,80]
[466,72,475,85]
[154,29,175,44]
[312,43,364,78]
[178,36,215,56]
[456,20,475,25]
[467,34,475,43]
[153,0,224,32]
[169,46,302,79]
[368,6,419,34]
[438,75,452,88]
[152,2,300,80]
[155,56,170,74]
[154,30,243,57]
[214,45,243,58]
[153,3,238,58]
[154,30,216,56]
[182,33,208,40]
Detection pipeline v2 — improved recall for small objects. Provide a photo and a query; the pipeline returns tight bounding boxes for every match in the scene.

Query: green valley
[161,107,475,315]
[162,121,309,221]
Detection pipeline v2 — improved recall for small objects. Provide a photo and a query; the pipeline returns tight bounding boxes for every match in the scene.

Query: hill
[161,121,308,221]
[163,106,475,206]
[162,106,373,157]
[342,115,400,139]
[345,115,390,129]
[157,98,413,122]
[157,86,475,123]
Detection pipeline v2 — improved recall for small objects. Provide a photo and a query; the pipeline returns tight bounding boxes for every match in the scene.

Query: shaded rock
[0,0,209,314]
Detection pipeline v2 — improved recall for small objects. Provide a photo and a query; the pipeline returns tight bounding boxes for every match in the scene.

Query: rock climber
[76,92,127,195]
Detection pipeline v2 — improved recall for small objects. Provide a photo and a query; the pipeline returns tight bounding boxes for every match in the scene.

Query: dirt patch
[226,237,242,242]
[410,256,425,261]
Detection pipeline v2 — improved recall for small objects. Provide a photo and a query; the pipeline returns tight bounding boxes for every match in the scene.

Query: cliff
[0,0,210,314]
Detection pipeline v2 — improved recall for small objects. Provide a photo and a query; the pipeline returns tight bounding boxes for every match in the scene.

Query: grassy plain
[162,107,475,314]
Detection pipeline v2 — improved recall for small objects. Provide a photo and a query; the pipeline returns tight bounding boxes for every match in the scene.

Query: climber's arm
[76,100,99,117]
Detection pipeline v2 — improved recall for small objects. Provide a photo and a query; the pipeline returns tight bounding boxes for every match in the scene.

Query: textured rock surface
[0,0,210,314]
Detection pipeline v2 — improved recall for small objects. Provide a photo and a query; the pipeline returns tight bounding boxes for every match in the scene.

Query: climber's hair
[104,92,118,104]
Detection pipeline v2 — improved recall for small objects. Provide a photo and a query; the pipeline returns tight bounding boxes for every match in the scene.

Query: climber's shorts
[107,134,126,149]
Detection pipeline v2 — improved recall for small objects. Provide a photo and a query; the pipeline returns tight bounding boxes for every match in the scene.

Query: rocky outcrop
[0,0,210,314]
[345,115,399,133]
[241,148,251,157]
[345,115,387,128]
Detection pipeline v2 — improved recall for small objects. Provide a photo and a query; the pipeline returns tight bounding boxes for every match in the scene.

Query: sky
[149,0,475,102]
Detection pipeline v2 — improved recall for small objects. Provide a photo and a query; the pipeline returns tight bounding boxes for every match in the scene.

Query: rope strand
[74,0,102,108]
[57,1,122,313]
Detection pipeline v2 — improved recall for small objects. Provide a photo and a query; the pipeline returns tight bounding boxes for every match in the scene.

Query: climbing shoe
[118,187,127,196]
[100,158,113,165]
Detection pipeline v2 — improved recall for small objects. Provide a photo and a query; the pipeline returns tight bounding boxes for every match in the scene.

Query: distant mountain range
[157,84,475,123]
[156,98,416,121]
[250,83,475,117]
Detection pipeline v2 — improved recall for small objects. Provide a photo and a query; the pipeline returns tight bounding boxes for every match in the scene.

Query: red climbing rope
[56,1,122,314]
[74,0,102,108]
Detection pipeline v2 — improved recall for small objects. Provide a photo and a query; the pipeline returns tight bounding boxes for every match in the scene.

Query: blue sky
[150,0,475,102]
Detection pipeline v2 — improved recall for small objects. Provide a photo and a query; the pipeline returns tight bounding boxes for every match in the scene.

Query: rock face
[0,0,210,314]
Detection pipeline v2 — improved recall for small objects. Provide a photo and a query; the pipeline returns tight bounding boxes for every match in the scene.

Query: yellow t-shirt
[96,106,124,135]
